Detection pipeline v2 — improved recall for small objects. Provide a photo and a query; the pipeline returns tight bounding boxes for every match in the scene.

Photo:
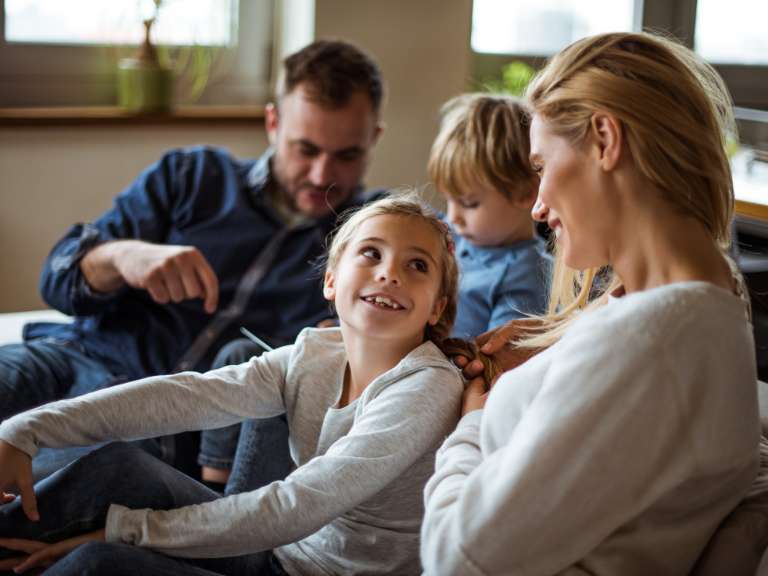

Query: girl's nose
[531,196,548,222]
[377,262,401,285]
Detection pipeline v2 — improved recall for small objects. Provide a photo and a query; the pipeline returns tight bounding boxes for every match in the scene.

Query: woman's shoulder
[537,282,756,440]
[576,281,749,340]
[548,282,753,382]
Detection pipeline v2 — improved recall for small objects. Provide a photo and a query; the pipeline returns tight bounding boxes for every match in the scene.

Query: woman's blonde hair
[519,31,736,348]
[428,93,537,202]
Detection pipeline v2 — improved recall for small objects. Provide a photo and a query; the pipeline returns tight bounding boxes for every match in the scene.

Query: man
[0,40,384,479]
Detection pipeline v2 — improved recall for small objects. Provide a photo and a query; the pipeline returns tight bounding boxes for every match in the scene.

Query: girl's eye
[360,247,380,260]
[459,199,479,209]
[531,164,543,175]
[409,259,428,273]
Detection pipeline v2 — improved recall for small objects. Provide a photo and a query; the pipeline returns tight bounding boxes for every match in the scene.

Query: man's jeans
[198,339,293,493]
[0,339,122,420]
[0,443,287,576]
[0,340,168,481]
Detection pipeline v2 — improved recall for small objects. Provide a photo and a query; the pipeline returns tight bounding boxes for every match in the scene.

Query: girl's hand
[0,440,38,522]
[461,377,489,415]
[0,529,105,573]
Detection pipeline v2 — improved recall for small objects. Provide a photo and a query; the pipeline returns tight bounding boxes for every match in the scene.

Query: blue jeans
[0,339,123,420]
[0,443,286,576]
[0,339,175,481]
[198,339,293,493]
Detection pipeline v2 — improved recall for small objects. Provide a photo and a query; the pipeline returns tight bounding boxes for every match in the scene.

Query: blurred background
[1,0,767,316]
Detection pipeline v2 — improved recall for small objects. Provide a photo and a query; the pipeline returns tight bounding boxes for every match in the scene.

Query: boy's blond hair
[428,93,536,201]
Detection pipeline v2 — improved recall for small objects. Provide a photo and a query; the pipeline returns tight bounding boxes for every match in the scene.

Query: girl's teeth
[365,296,400,309]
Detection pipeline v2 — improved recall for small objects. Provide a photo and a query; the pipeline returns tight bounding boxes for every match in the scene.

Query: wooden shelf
[0,105,266,127]
[737,199,768,222]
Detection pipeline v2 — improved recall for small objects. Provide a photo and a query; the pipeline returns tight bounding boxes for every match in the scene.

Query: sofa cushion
[691,435,768,576]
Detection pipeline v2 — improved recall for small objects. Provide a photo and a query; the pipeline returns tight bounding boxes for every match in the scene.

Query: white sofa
[0,310,70,345]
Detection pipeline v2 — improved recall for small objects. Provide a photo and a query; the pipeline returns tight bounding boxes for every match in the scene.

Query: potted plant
[116,0,173,113]
[116,0,226,113]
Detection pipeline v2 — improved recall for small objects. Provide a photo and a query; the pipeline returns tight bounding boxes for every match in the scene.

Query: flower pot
[117,57,173,113]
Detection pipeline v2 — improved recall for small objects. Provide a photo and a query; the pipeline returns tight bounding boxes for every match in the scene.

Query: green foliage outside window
[482,61,536,96]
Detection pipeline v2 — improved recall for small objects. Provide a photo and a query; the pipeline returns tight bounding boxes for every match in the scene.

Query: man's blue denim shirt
[27,146,378,379]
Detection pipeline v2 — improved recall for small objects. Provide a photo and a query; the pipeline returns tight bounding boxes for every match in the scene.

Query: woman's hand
[0,529,105,573]
[0,440,38,522]
[461,377,489,415]
[458,319,543,380]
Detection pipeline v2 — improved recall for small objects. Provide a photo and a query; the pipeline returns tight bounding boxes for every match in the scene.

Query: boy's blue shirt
[450,230,551,339]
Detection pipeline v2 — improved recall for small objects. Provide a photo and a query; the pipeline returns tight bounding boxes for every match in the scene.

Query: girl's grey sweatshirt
[0,327,464,575]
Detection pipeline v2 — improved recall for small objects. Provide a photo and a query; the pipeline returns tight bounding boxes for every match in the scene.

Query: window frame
[0,0,274,108]
[470,0,768,110]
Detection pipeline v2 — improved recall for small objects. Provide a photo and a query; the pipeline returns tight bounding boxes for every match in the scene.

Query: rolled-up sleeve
[38,152,187,316]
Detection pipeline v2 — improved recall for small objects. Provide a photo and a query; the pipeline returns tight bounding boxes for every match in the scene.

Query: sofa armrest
[0,310,71,346]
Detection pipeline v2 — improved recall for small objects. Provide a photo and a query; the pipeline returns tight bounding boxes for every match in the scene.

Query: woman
[421,32,760,575]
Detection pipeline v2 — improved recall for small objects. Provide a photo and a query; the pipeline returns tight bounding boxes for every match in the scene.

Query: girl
[0,194,465,575]
[421,32,761,575]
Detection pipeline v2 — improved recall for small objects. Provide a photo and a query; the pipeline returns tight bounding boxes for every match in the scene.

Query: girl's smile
[360,292,406,311]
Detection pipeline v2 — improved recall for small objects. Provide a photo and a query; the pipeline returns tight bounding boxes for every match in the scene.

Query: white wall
[0,126,268,311]
[316,0,472,191]
[0,0,472,311]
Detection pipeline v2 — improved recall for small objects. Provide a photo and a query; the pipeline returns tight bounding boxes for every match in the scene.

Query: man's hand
[0,529,105,573]
[81,240,219,313]
[0,441,38,522]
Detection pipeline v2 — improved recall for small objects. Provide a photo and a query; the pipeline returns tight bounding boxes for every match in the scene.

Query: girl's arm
[0,345,294,459]
[104,363,464,558]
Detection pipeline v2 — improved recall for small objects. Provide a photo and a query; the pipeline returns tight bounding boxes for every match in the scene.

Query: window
[5,0,234,46]
[0,0,273,107]
[471,0,636,56]
[470,0,768,110]
[695,0,768,65]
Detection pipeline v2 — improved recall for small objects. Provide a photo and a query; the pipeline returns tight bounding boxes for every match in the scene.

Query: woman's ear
[428,296,448,326]
[323,270,336,302]
[590,112,623,172]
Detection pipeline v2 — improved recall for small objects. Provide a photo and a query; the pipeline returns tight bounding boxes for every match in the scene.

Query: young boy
[428,93,551,339]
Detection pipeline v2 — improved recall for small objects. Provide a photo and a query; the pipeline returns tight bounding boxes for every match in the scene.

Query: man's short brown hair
[277,39,384,114]
[428,93,535,202]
